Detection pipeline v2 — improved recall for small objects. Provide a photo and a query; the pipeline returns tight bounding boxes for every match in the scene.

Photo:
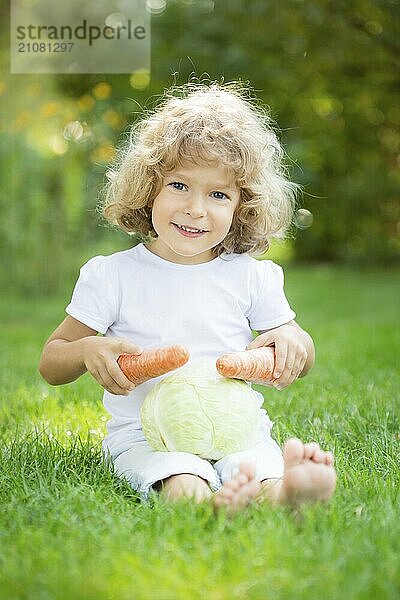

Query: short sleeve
[65,256,118,334]
[247,260,296,330]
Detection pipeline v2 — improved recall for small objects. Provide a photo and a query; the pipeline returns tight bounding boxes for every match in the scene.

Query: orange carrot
[117,344,189,386]
[216,347,275,385]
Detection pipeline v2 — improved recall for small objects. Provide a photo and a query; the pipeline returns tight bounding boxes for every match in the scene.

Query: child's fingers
[287,351,307,384]
[99,371,133,396]
[108,361,136,392]
[103,363,136,395]
[112,339,143,357]
[295,352,308,378]
[272,342,288,380]
[246,332,274,350]
[91,365,133,396]
[273,349,307,389]
[272,347,295,389]
[89,368,114,394]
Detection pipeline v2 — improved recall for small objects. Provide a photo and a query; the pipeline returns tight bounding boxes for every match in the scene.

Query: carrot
[117,344,189,386]
[216,347,275,385]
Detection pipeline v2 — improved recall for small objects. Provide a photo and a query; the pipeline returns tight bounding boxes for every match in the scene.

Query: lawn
[1,265,399,600]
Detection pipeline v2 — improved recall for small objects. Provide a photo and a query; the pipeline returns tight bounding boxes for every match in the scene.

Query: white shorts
[109,429,284,501]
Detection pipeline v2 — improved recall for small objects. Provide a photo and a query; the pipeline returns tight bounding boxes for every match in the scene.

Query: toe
[221,487,234,500]
[312,449,327,464]
[325,451,334,466]
[227,479,240,492]
[214,495,225,509]
[303,442,320,459]
[236,473,249,486]
[237,462,256,482]
[232,479,260,510]
[283,438,304,467]
[248,479,262,497]
[214,489,232,508]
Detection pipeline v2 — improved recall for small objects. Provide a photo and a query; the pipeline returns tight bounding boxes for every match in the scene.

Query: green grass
[1,266,399,599]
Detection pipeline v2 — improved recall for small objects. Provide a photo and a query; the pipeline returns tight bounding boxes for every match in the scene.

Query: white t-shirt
[66,243,296,458]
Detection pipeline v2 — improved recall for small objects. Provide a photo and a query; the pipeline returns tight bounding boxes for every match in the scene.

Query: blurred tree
[147,0,400,264]
[1,0,399,295]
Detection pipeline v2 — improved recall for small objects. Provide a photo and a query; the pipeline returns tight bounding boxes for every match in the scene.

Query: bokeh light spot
[377,128,399,151]
[387,106,400,125]
[311,96,343,119]
[196,0,215,12]
[130,69,151,89]
[282,36,306,55]
[294,209,314,229]
[102,110,123,129]
[49,135,68,155]
[105,12,127,28]
[63,121,84,141]
[145,0,167,14]
[93,82,112,100]
[90,144,116,164]
[40,102,59,118]
[366,108,385,125]
[365,21,383,35]
[78,95,95,111]
[13,111,32,131]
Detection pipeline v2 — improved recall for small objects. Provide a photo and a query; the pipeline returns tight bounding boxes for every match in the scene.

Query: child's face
[148,161,241,264]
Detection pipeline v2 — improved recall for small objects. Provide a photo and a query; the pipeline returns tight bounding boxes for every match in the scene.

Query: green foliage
[1,0,399,294]
[149,0,400,264]
[1,267,399,599]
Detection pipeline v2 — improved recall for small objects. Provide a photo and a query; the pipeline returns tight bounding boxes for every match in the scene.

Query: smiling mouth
[172,223,208,233]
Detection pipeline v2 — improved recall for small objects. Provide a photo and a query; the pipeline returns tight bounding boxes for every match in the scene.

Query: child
[39,81,336,513]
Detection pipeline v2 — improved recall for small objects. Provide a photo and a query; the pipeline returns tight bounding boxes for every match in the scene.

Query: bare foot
[276,438,336,506]
[213,463,261,514]
[156,473,213,503]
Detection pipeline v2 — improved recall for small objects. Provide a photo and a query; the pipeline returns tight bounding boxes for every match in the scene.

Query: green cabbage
[140,358,260,460]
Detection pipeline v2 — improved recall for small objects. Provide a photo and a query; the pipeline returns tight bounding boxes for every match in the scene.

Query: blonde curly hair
[99,80,300,257]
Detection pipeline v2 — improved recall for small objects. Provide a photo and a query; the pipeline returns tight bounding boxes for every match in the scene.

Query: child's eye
[169,181,186,191]
[211,191,228,200]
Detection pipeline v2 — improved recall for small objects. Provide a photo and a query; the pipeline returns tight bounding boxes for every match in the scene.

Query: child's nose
[185,193,207,217]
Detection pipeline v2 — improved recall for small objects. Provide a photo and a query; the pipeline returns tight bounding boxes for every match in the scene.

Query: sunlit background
[1,0,399,295]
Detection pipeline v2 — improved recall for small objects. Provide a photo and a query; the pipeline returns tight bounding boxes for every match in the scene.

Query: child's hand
[246,323,309,390]
[82,336,143,396]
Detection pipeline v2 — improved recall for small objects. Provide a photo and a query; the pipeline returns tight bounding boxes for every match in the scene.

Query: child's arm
[39,315,143,396]
[246,319,315,390]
